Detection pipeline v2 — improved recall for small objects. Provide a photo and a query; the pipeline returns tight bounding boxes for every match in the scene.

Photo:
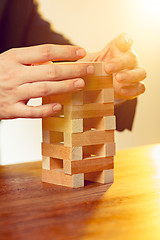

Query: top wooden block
[84,62,107,76]
[54,62,109,76]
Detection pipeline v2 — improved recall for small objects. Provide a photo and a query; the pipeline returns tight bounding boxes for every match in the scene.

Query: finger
[105,50,138,73]
[16,78,85,101]
[21,62,94,84]
[11,102,62,119]
[114,82,146,100]
[115,67,147,83]
[112,33,133,52]
[8,44,86,64]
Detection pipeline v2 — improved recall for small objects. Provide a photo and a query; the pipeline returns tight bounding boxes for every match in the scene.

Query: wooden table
[1,144,160,240]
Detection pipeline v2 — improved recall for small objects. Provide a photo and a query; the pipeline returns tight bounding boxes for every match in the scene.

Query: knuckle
[40,82,49,96]
[47,65,57,80]
[41,44,52,60]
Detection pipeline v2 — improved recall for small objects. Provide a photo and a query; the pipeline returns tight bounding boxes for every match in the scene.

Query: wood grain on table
[0,144,160,240]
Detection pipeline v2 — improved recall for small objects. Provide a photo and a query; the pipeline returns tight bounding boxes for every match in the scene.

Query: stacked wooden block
[42,62,116,188]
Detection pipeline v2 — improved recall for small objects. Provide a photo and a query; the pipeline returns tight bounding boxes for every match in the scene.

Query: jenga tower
[42,62,116,188]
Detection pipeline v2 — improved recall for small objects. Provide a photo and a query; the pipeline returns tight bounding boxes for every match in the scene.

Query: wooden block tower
[41,62,116,188]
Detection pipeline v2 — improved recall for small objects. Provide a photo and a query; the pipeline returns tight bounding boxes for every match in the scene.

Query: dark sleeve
[115,98,137,131]
[22,1,71,47]
[0,0,72,53]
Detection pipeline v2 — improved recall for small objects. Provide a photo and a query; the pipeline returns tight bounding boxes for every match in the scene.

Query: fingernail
[105,63,115,73]
[74,79,85,89]
[76,48,86,57]
[87,65,94,74]
[52,103,61,112]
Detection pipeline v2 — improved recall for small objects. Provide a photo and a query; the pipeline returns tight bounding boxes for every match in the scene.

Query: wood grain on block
[42,130,50,143]
[102,88,114,103]
[64,103,114,119]
[90,62,107,76]
[42,142,82,161]
[83,144,105,158]
[42,91,83,106]
[105,142,116,157]
[42,169,84,188]
[63,156,114,175]
[64,130,114,147]
[83,90,103,104]
[84,169,114,184]
[42,117,83,133]
[42,156,50,170]
[42,93,72,105]
[50,131,64,144]
[71,119,83,133]
[105,116,116,130]
[72,91,83,105]
[50,158,63,170]
[83,117,104,131]
[83,76,113,91]
[55,62,107,76]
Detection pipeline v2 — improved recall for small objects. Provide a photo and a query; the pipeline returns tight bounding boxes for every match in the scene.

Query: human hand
[0,44,94,119]
[85,33,146,100]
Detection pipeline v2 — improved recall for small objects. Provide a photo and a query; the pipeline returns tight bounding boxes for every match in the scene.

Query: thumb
[114,33,133,52]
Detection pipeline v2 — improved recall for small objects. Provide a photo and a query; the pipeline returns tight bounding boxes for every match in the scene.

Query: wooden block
[83,89,114,104]
[42,169,84,188]
[72,91,83,105]
[83,90,103,104]
[42,130,50,143]
[42,156,50,170]
[50,131,64,144]
[64,130,114,147]
[83,117,104,131]
[50,158,63,170]
[64,103,114,119]
[84,169,114,184]
[83,76,113,91]
[91,62,107,76]
[105,142,116,157]
[83,144,105,158]
[42,142,82,161]
[42,91,83,106]
[55,62,107,76]
[42,117,83,133]
[102,88,114,103]
[63,156,113,175]
[105,116,116,130]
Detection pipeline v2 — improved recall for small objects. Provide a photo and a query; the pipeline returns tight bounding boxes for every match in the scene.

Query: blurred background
[0,0,160,165]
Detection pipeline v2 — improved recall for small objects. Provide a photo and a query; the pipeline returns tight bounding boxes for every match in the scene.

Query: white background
[1,0,160,164]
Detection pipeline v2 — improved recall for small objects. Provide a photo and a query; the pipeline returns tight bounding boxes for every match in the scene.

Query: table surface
[1,144,160,240]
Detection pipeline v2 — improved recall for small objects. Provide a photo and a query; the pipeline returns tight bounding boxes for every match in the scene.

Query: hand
[0,44,94,119]
[85,33,146,100]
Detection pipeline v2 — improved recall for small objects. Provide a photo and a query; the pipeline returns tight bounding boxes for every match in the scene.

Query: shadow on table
[35,180,112,240]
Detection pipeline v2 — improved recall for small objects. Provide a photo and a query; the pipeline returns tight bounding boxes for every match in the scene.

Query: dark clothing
[0,0,70,53]
[0,0,137,131]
